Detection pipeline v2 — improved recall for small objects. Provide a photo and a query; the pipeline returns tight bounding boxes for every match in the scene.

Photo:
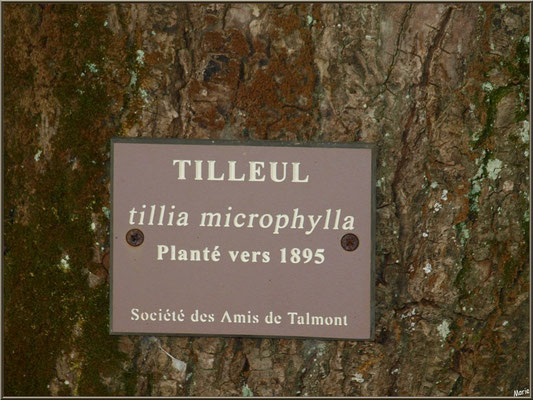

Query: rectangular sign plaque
[111,139,375,340]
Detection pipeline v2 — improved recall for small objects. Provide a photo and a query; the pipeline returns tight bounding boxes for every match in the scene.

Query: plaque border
[110,138,376,341]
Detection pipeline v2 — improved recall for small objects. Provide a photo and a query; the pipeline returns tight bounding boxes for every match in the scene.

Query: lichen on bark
[2,3,530,396]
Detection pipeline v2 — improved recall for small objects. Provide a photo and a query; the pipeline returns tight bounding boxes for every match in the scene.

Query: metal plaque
[111,139,375,340]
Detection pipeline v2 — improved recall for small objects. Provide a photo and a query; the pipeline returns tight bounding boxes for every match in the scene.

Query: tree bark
[3,3,529,396]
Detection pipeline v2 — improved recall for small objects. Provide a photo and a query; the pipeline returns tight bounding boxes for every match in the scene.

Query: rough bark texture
[3,3,530,397]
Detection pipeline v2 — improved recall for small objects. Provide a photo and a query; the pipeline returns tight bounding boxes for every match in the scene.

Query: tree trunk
[3,3,529,396]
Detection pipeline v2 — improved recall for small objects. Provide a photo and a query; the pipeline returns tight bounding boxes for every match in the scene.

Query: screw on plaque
[126,229,144,247]
[341,233,359,251]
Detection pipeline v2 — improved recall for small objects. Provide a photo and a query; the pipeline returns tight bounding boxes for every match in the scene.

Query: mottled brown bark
[2,3,530,397]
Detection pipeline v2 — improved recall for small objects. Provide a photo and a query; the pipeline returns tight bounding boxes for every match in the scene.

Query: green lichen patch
[471,85,514,150]
[468,27,529,149]
[3,4,132,395]
[454,222,470,248]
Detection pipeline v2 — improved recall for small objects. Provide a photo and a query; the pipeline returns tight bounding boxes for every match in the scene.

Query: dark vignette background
[2,2,530,396]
